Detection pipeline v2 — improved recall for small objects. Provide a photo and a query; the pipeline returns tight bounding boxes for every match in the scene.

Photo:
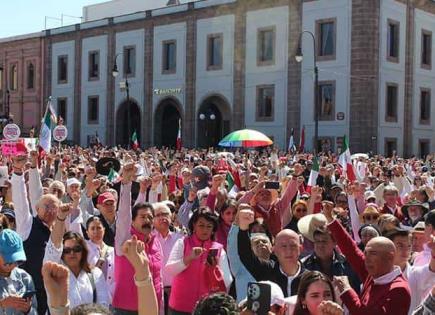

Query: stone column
[349,0,381,153]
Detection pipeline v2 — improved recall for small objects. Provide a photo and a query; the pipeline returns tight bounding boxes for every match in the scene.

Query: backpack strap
[87,271,97,303]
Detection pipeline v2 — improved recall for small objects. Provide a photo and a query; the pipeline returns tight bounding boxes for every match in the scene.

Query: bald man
[323,204,410,315]
[237,208,307,297]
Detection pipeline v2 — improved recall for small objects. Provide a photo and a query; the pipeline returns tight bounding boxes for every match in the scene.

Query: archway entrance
[154,98,182,148]
[116,100,141,147]
[197,95,231,148]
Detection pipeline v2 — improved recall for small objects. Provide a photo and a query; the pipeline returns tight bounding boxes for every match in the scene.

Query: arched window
[27,63,35,89]
[10,65,17,91]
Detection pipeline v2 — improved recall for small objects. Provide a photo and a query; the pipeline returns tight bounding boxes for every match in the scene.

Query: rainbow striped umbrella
[219,129,273,148]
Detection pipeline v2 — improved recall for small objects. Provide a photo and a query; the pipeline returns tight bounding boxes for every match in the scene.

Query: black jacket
[237,229,307,297]
[301,249,361,294]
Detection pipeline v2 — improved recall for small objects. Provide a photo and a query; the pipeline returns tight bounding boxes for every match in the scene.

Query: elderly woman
[165,208,232,315]
[85,216,115,298]
[43,202,110,308]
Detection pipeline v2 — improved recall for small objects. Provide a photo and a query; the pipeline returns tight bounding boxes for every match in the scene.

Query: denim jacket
[227,225,255,302]
[0,267,38,315]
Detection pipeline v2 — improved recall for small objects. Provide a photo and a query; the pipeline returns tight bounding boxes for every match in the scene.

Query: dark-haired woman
[85,216,115,298]
[292,271,343,315]
[215,199,237,250]
[43,204,110,308]
[165,208,233,315]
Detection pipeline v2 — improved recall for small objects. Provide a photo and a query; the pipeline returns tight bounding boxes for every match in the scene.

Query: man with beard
[152,202,183,314]
[112,163,163,315]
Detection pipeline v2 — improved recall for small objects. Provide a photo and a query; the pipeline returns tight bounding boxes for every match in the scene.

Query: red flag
[299,126,305,153]
[176,119,182,150]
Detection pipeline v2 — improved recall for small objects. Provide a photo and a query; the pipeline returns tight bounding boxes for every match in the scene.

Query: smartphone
[265,181,279,190]
[247,282,271,315]
[207,248,218,259]
[22,291,36,299]
[206,248,219,265]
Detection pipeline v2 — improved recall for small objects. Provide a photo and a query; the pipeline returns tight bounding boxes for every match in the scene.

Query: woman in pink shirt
[165,208,233,315]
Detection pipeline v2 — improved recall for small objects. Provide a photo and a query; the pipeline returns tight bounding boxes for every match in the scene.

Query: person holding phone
[165,208,233,315]
[0,229,38,314]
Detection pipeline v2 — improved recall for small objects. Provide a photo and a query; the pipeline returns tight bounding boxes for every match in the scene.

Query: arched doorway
[116,100,141,147]
[154,98,182,148]
[197,95,231,148]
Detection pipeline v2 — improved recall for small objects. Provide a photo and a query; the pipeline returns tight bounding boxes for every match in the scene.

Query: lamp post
[295,30,319,153]
[112,53,131,149]
[199,111,216,146]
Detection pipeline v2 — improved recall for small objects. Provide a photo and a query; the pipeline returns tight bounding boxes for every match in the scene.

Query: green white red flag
[307,157,319,190]
[338,135,356,181]
[131,131,139,150]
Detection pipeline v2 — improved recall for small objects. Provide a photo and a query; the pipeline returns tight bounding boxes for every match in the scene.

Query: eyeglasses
[63,245,83,255]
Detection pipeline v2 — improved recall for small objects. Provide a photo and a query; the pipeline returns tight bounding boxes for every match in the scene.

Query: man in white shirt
[408,235,435,314]
[152,202,183,314]
[414,210,435,267]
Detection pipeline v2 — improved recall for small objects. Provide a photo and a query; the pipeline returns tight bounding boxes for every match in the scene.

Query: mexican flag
[176,119,182,150]
[39,101,55,155]
[131,131,139,150]
[108,168,120,183]
[226,171,239,198]
[307,157,319,191]
[338,135,356,181]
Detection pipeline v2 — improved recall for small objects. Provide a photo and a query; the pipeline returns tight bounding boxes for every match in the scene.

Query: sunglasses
[364,215,379,221]
[294,208,307,213]
[63,245,83,255]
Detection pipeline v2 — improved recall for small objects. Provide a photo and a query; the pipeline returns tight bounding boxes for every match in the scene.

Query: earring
[302,304,307,309]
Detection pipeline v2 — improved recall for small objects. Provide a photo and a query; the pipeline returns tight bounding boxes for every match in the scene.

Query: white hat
[66,178,81,188]
[297,213,328,242]
[364,191,376,201]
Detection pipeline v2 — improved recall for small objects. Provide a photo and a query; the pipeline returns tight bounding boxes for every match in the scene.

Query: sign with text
[1,139,27,157]
[2,123,21,140]
[53,125,68,142]
[153,88,182,95]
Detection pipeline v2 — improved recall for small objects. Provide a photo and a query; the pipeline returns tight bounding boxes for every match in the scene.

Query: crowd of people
[0,144,434,315]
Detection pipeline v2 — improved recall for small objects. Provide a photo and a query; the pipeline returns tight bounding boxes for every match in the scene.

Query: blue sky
[0,0,108,38]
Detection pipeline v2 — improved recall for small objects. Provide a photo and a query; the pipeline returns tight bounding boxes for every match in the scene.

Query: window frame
[123,45,136,78]
[387,19,400,63]
[385,83,399,122]
[57,97,67,124]
[87,95,99,125]
[255,84,275,122]
[384,138,398,157]
[9,64,18,91]
[161,39,177,75]
[317,80,336,121]
[316,18,337,61]
[419,139,431,159]
[88,50,100,81]
[257,26,276,67]
[26,61,35,90]
[57,55,68,84]
[207,33,224,71]
[421,29,432,70]
[419,88,431,125]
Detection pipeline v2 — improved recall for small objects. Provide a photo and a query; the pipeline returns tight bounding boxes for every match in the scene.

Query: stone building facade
[0,33,45,134]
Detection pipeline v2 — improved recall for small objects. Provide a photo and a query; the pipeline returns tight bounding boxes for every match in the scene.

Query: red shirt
[328,220,411,315]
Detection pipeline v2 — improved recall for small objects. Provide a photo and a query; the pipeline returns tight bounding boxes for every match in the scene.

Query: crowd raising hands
[0,145,434,315]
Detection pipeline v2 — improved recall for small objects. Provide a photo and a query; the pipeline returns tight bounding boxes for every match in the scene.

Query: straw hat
[297,213,328,242]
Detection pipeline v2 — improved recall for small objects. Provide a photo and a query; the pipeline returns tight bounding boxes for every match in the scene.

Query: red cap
[97,192,116,205]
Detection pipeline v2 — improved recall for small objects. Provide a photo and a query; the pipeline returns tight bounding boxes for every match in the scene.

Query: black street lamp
[295,30,319,153]
[112,53,131,149]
